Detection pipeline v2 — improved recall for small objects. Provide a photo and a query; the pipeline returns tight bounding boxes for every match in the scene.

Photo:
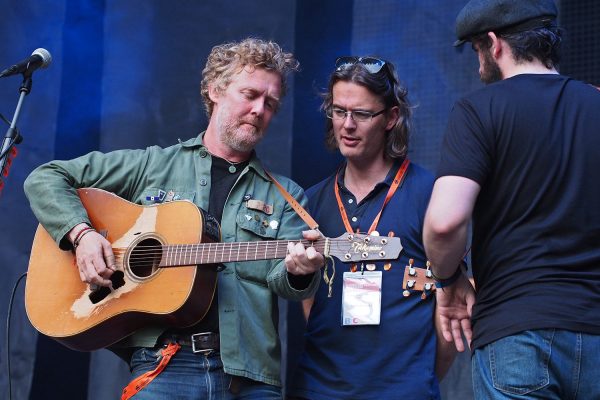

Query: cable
[6,272,27,400]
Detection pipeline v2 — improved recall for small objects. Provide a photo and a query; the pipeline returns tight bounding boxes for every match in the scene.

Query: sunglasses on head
[335,56,387,74]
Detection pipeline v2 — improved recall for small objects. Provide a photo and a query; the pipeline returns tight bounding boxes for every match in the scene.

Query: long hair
[322,60,412,159]
[200,37,299,117]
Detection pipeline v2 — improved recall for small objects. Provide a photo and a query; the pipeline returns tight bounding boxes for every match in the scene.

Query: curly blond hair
[200,38,299,117]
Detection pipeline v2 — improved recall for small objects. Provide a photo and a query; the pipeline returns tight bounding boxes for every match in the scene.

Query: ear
[385,106,400,131]
[488,32,502,58]
[208,83,220,103]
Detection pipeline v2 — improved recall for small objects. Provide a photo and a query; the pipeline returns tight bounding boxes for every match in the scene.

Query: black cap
[454,0,558,46]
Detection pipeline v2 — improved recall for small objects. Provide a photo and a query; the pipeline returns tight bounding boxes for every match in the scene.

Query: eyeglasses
[326,107,387,122]
[335,56,386,74]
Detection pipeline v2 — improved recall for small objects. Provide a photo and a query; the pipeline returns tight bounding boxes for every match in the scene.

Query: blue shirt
[289,160,441,400]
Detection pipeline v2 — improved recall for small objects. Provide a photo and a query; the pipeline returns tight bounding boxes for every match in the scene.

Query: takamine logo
[350,242,383,253]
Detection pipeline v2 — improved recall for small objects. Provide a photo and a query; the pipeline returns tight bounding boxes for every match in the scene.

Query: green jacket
[24,133,320,386]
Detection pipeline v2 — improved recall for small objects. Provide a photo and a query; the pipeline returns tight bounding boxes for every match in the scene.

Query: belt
[158,332,220,354]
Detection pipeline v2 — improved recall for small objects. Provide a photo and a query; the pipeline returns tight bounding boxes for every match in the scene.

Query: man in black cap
[424,0,600,398]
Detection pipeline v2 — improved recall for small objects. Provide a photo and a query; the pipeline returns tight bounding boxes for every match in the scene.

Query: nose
[250,99,265,117]
[342,112,356,128]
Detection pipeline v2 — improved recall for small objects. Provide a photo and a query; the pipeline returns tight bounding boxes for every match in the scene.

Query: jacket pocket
[233,204,284,285]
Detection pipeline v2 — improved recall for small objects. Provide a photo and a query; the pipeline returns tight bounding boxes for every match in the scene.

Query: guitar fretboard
[160,239,329,267]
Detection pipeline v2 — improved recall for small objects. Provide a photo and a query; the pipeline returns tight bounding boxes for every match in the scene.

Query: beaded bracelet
[72,226,96,250]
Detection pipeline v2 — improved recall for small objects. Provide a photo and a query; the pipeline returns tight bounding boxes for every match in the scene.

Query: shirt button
[348,199,354,204]
[199,179,207,186]
[351,217,358,222]
[199,150,208,158]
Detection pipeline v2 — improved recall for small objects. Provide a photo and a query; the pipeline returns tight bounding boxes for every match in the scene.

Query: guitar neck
[161,239,328,267]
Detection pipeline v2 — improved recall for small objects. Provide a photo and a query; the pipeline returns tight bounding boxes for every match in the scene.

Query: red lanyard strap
[334,159,410,234]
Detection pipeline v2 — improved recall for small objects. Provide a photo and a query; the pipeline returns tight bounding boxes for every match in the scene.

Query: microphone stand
[0,73,31,194]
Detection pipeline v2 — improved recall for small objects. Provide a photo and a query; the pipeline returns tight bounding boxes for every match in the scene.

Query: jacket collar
[180,132,270,181]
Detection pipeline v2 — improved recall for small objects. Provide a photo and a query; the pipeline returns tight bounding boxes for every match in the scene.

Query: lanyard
[334,158,410,235]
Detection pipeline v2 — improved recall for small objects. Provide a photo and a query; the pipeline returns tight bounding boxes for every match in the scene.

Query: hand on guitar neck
[68,222,116,288]
[285,229,325,276]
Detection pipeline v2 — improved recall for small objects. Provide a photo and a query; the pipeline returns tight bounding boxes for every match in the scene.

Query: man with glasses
[424,0,600,398]
[287,57,455,399]
[24,37,324,399]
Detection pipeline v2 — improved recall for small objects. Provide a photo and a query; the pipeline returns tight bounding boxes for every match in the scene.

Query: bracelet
[433,263,464,289]
[73,226,96,250]
[70,224,91,242]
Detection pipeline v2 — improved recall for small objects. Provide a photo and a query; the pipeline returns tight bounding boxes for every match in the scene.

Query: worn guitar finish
[25,188,402,351]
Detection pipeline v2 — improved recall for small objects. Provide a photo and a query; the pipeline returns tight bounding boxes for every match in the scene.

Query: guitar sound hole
[129,237,163,279]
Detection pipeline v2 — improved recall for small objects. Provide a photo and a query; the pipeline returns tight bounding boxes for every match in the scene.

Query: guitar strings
[107,239,364,266]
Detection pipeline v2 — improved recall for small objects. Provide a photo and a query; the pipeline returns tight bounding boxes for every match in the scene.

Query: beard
[216,113,265,153]
[480,48,503,84]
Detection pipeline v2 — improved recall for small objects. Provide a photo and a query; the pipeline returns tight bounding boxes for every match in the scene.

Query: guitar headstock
[402,259,436,298]
[327,232,402,263]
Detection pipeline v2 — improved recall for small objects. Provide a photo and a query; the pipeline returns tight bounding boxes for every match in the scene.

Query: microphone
[0,48,52,78]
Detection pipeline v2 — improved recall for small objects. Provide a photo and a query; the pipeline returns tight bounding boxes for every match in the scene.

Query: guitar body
[25,188,218,351]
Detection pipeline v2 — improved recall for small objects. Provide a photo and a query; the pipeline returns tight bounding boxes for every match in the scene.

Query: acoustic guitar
[25,188,402,351]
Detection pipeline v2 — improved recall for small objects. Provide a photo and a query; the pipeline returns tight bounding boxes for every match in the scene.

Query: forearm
[24,148,150,247]
[424,221,468,278]
[423,176,479,278]
[24,163,91,248]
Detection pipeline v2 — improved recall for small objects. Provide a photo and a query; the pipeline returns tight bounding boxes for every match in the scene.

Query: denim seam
[204,355,213,399]
[571,332,582,400]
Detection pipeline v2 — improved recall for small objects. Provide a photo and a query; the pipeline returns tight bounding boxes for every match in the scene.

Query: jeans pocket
[129,346,162,374]
[490,329,553,395]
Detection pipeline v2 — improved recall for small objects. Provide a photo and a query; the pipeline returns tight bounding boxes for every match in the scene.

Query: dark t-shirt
[290,161,441,400]
[438,74,600,350]
[178,155,248,334]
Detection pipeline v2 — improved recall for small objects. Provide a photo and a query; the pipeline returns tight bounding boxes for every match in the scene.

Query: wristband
[73,226,95,250]
[433,264,463,289]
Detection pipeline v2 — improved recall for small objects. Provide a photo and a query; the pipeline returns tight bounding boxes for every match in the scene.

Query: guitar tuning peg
[406,280,415,289]
[387,231,395,237]
[351,263,357,273]
[384,262,392,271]
[403,290,410,297]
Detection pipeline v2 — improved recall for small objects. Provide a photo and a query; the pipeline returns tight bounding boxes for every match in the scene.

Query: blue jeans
[472,329,600,399]
[129,346,281,399]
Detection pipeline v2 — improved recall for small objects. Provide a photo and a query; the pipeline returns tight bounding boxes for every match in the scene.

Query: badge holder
[341,267,382,326]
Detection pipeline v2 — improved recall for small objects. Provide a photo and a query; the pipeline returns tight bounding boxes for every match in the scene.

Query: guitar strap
[264,170,319,231]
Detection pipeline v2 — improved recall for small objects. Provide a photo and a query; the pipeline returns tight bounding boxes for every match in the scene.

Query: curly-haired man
[24,37,323,399]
